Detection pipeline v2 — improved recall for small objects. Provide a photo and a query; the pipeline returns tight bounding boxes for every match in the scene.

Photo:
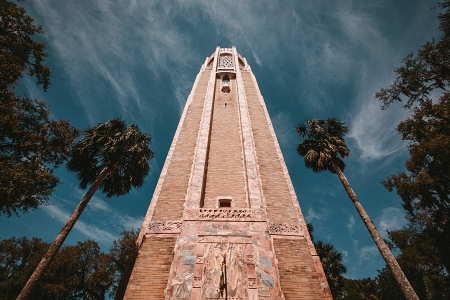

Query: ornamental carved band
[268,222,303,235]
[146,221,182,234]
[184,208,266,221]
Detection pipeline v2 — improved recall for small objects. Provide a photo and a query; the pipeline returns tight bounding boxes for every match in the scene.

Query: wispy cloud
[76,190,143,230]
[42,188,143,244]
[42,205,117,244]
[376,207,407,238]
[272,111,295,147]
[358,245,378,263]
[30,0,197,124]
[348,98,409,163]
[306,207,324,222]
[347,215,355,231]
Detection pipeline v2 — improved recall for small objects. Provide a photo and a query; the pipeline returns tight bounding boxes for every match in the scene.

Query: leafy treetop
[376,1,450,109]
[296,117,349,173]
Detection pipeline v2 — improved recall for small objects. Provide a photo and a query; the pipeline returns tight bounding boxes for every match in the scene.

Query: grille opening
[219,199,232,208]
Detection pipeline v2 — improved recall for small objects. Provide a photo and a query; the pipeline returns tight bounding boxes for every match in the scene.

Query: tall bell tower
[123,47,332,300]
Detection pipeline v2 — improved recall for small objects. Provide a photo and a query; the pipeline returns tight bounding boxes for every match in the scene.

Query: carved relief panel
[193,236,256,300]
[201,243,247,299]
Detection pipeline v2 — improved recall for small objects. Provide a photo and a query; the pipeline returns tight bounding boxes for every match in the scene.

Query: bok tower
[124,47,332,300]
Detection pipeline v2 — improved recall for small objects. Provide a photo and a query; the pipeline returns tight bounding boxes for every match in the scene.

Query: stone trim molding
[268,222,304,236]
[145,221,182,234]
[185,47,220,208]
[197,235,253,244]
[233,46,264,208]
[184,208,265,221]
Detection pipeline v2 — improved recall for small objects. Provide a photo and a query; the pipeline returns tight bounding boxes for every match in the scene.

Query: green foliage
[315,240,347,299]
[0,0,51,90]
[0,94,79,216]
[296,117,349,173]
[109,229,138,296]
[308,223,347,298]
[375,1,450,109]
[0,236,74,299]
[67,118,154,197]
[0,0,79,216]
[377,2,450,298]
[382,218,450,300]
[0,231,138,299]
[342,277,379,300]
[383,96,450,230]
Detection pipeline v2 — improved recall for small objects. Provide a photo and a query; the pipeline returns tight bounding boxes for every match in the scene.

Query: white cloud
[376,207,407,238]
[75,189,143,230]
[358,245,378,262]
[342,249,349,257]
[347,215,355,231]
[42,205,117,243]
[306,207,324,222]
[271,111,294,147]
[348,98,409,163]
[30,0,196,123]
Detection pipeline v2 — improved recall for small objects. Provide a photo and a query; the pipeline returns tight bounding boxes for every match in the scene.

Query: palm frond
[67,118,154,196]
[296,117,349,172]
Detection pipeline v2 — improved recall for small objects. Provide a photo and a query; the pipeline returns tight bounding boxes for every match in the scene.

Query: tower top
[203,46,250,74]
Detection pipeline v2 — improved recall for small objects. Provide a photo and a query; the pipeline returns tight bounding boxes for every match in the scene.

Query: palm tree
[17,118,154,300]
[296,118,419,300]
[308,223,347,298]
[315,241,347,299]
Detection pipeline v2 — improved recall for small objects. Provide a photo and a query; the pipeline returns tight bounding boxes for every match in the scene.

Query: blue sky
[1,0,441,279]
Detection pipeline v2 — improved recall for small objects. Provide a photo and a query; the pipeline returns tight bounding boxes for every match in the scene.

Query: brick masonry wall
[273,238,325,300]
[241,72,298,223]
[123,236,176,299]
[152,71,210,220]
[203,78,247,208]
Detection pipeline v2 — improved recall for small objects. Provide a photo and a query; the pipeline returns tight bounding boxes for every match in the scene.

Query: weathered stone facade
[123,47,332,300]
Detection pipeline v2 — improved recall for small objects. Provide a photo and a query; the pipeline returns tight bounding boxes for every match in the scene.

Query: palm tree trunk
[331,161,419,300]
[17,165,111,300]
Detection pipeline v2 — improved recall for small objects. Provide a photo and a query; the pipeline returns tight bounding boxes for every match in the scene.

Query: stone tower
[123,47,332,300]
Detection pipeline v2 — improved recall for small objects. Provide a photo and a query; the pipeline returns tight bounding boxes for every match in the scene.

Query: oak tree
[0,0,79,216]
[377,0,450,278]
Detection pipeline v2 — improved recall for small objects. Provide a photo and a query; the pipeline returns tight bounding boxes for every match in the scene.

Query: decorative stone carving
[186,209,197,219]
[193,277,202,288]
[220,75,231,93]
[252,208,266,220]
[219,55,233,68]
[248,278,257,289]
[246,255,255,265]
[147,221,182,233]
[196,256,203,264]
[268,222,302,235]
[184,208,266,221]
[202,243,248,299]
[205,298,242,300]
[187,208,251,220]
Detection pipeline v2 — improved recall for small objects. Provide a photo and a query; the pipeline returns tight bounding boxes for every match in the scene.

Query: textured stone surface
[123,236,176,299]
[241,71,299,224]
[273,238,325,300]
[151,71,211,220]
[203,77,247,208]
